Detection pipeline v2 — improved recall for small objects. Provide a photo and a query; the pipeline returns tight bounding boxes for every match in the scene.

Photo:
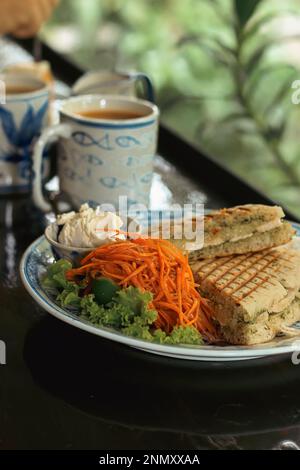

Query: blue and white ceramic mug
[32,95,159,212]
[72,70,155,102]
[0,73,49,194]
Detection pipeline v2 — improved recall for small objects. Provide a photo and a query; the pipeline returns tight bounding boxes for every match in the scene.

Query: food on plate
[56,203,126,248]
[42,202,300,348]
[191,246,300,345]
[168,204,294,260]
[43,238,217,345]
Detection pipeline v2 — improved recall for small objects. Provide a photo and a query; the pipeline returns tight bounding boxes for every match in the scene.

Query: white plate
[20,223,300,362]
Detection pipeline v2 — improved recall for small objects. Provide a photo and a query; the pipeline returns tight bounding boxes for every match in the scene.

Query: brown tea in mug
[77,108,148,120]
[5,84,44,95]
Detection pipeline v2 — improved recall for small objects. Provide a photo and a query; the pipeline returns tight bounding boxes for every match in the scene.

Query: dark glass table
[1,193,300,450]
[1,38,300,452]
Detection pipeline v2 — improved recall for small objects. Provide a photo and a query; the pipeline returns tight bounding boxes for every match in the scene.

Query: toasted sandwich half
[187,204,295,261]
[192,247,300,345]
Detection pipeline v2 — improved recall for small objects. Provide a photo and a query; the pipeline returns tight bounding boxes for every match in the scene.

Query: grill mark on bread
[212,253,256,285]
[198,249,297,304]
[230,252,282,300]
[195,255,236,274]
[233,260,292,302]
[199,252,265,282]
[227,252,280,288]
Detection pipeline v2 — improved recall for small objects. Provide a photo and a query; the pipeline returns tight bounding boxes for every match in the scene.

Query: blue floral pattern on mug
[0,89,49,193]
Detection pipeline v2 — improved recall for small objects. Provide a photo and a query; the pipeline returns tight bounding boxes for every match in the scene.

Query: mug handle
[131,73,155,103]
[32,123,72,212]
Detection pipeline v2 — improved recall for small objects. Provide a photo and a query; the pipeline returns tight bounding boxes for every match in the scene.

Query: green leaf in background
[245,35,300,75]
[243,8,298,41]
[263,122,287,142]
[206,0,235,25]
[244,64,297,99]
[218,111,249,123]
[42,0,300,219]
[234,0,262,27]
[178,33,235,55]
[263,74,298,119]
[217,111,258,135]
[178,34,233,66]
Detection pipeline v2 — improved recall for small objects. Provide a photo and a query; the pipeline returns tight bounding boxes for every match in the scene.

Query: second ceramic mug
[32,95,159,212]
[72,70,155,102]
[0,72,50,194]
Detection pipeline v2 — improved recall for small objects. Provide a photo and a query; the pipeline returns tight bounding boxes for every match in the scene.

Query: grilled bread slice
[191,247,300,344]
[193,247,300,323]
[188,221,294,261]
[163,204,294,260]
[188,204,294,260]
[203,204,285,248]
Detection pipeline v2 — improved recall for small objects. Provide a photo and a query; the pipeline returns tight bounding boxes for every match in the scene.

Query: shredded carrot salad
[66,238,217,341]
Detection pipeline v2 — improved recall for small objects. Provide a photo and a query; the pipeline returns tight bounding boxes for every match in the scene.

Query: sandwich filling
[202,204,285,247]
[188,222,295,261]
[228,219,282,243]
[185,204,295,260]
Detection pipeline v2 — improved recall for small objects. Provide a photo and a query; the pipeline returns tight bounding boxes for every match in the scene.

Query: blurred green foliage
[42,0,300,217]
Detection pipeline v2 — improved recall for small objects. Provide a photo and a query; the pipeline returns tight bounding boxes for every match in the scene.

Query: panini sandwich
[188,204,295,261]
[192,247,300,345]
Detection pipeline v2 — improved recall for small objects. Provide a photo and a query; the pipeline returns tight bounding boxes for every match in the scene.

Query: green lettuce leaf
[81,287,157,331]
[57,287,81,308]
[115,286,153,315]
[81,294,130,329]
[153,326,203,345]
[43,260,203,345]
[42,259,73,290]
